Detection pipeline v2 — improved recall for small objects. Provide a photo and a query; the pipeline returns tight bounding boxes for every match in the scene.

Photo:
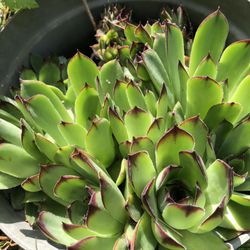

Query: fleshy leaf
[179,151,207,191]
[0,143,39,178]
[189,10,229,75]
[113,80,131,113]
[86,118,115,168]
[217,40,250,97]
[156,126,194,172]
[151,219,184,250]
[204,102,241,130]
[21,174,41,192]
[187,76,223,119]
[162,203,205,230]
[218,117,250,158]
[37,211,77,246]
[0,118,21,146]
[230,75,250,121]
[0,172,23,190]
[124,107,153,140]
[126,81,147,110]
[109,107,129,144]
[128,151,156,197]
[26,94,66,145]
[130,136,155,163]
[86,191,123,236]
[142,49,170,95]
[99,59,123,97]
[20,80,72,122]
[67,51,99,94]
[99,172,127,224]
[147,117,166,144]
[58,122,86,149]
[193,54,216,78]
[35,133,58,161]
[131,213,157,250]
[54,175,87,203]
[38,62,60,84]
[179,116,208,156]
[39,164,77,206]
[68,236,117,250]
[75,84,101,129]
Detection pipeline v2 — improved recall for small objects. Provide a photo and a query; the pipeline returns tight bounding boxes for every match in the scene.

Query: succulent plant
[0,7,250,250]
[92,4,193,63]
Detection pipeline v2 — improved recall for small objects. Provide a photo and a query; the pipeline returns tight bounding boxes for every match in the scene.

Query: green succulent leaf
[99,172,127,224]
[21,174,41,192]
[37,211,77,246]
[63,224,97,240]
[156,85,168,119]
[179,116,208,156]
[26,94,66,145]
[70,149,99,184]
[0,118,21,146]
[34,133,58,162]
[218,117,250,158]
[54,175,87,203]
[58,122,86,149]
[124,107,153,140]
[21,119,47,162]
[68,236,117,250]
[0,172,23,190]
[67,51,99,94]
[178,62,189,111]
[151,219,184,250]
[204,102,241,130]
[126,81,147,110]
[99,59,123,97]
[144,90,157,116]
[179,151,207,191]
[147,117,166,144]
[20,80,72,122]
[230,75,250,121]
[135,24,153,46]
[142,49,170,96]
[86,118,115,168]
[128,151,156,197]
[75,84,101,129]
[2,0,38,10]
[156,126,194,172]
[113,80,131,113]
[189,10,229,75]
[20,69,37,80]
[109,107,129,144]
[124,23,137,43]
[39,164,78,206]
[141,179,159,218]
[154,24,184,100]
[86,191,123,236]
[187,76,223,119]
[162,203,205,230]
[180,230,229,250]
[39,62,61,84]
[0,143,39,178]
[222,200,250,231]
[130,136,155,163]
[193,54,216,79]
[131,213,157,250]
[217,40,250,97]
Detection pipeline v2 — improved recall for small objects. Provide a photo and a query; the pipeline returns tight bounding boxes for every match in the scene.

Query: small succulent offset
[0,6,250,250]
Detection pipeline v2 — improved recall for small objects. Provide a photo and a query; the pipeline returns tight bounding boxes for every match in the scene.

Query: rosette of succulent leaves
[0,5,250,250]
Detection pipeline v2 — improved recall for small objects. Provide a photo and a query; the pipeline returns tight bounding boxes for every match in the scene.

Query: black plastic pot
[0,0,249,249]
